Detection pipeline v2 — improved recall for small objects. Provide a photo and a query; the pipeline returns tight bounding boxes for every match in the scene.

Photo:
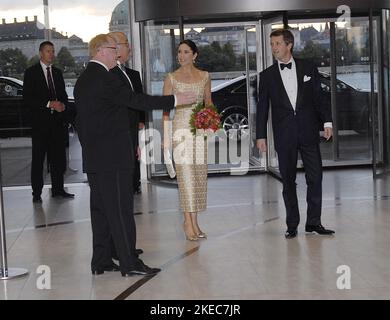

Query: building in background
[0,16,89,68]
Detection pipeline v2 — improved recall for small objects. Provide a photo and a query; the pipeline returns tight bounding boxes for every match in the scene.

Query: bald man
[109,32,144,195]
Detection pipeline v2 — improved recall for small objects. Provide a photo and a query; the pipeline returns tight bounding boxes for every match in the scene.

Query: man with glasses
[107,31,145,260]
[109,32,145,196]
[74,34,195,276]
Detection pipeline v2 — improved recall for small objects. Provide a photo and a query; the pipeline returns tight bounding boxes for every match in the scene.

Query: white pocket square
[304,75,311,82]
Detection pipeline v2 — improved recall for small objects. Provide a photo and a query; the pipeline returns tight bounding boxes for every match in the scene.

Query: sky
[0,0,123,42]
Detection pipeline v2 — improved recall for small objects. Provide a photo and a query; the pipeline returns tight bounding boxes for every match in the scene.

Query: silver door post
[0,148,28,280]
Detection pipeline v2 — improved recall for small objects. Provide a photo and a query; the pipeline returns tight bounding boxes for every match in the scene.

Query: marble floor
[1,168,390,300]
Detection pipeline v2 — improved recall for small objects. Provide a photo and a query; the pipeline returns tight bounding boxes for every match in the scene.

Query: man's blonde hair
[89,34,115,57]
[108,31,128,44]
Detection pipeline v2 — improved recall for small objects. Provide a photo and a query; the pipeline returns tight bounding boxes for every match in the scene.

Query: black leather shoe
[121,259,161,277]
[305,224,335,235]
[112,249,143,260]
[92,262,120,275]
[285,229,298,239]
[33,196,42,203]
[52,191,75,198]
[133,187,141,195]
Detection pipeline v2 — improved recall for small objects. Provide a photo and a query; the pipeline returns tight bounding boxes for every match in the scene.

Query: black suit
[23,62,68,197]
[74,62,174,272]
[256,58,332,229]
[111,66,146,191]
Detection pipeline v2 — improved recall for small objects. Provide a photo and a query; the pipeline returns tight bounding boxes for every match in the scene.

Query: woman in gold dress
[163,40,212,241]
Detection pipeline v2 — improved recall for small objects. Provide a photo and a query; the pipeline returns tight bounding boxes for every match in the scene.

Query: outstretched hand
[176,91,197,106]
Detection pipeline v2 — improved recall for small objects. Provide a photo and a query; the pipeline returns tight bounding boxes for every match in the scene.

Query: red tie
[46,66,57,100]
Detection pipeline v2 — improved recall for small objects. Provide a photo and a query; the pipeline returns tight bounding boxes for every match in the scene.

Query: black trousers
[31,123,66,197]
[87,170,137,272]
[277,142,323,229]
[133,155,141,190]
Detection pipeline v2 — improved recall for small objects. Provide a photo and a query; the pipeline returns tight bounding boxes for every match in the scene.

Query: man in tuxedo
[108,31,145,259]
[256,29,335,239]
[23,41,75,203]
[109,32,145,195]
[74,34,195,276]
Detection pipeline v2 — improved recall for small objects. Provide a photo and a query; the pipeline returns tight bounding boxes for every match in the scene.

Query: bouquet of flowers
[189,103,222,136]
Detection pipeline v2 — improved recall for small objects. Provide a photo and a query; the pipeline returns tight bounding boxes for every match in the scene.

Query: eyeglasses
[103,46,117,51]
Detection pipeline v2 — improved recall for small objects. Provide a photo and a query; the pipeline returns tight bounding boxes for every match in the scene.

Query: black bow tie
[280,62,292,70]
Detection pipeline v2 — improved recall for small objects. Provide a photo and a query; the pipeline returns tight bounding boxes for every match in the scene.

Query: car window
[232,81,247,93]
[0,80,22,97]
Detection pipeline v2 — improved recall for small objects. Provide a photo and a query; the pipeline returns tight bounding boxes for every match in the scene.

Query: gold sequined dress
[169,72,209,213]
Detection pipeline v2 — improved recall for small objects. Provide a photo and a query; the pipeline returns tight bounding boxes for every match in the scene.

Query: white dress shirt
[277,58,332,129]
[278,57,298,111]
[40,60,53,87]
[40,60,56,109]
[117,62,134,91]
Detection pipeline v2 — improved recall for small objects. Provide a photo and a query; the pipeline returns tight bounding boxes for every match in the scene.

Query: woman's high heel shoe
[186,235,199,241]
[183,223,198,241]
[196,232,207,239]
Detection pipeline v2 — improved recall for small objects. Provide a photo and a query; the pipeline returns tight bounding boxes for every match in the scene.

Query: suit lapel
[295,58,304,110]
[272,63,293,110]
[119,67,134,91]
[37,64,49,92]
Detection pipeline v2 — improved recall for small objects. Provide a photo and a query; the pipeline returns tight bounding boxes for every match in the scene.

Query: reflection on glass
[289,19,373,163]
[144,23,260,176]
[335,19,372,161]
[0,0,125,186]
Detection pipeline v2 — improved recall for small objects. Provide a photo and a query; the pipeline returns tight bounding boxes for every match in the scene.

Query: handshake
[49,101,66,113]
[175,91,197,106]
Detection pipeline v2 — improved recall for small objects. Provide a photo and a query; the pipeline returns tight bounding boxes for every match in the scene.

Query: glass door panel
[335,18,373,162]
[142,20,179,178]
[143,21,262,177]
[261,17,284,177]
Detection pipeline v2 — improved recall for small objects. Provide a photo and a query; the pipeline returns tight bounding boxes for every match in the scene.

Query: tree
[197,41,237,72]
[295,40,330,67]
[55,47,75,72]
[0,48,28,76]
[28,55,40,67]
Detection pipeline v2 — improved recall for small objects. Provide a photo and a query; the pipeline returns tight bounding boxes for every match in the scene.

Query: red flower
[190,103,223,136]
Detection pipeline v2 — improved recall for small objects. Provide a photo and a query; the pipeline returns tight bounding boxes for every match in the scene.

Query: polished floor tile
[1,168,390,300]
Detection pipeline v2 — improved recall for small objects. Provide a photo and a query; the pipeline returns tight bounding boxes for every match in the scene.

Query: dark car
[211,72,372,140]
[0,76,29,137]
[211,75,255,140]
[0,76,75,138]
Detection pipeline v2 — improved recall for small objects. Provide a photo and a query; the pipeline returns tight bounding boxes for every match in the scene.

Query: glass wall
[262,16,378,173]
[0,0,129,186]
[374,9,390,176]
[142,21,264,178]
[334,18,373,161]
[142,20,180,177]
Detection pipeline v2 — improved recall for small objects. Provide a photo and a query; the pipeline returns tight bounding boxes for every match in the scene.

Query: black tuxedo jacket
[23,63,68,132]
[256,58,332,151]
[74,62,174,173]
[127,67,146,123]
[110,66,146,145]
